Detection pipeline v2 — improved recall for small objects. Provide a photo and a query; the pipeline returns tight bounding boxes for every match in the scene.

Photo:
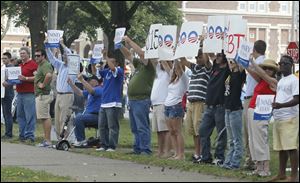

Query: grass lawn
[0,117,293,182]
[1,166,74,182]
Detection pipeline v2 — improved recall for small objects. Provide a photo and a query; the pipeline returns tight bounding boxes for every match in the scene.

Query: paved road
[1,142,244,182]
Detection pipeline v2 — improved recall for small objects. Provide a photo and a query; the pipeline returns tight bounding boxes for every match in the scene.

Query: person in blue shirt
[67,74,103,147]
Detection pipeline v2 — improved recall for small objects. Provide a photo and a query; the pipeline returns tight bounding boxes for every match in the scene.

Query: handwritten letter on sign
[235,40,253,68]
[67,54,80,75]
[7,67,21,80]
[47,30,64,48]
[254,95,275,120]
[158,25,177,61]
[203,16,226,53]
[114,27,126,50]
[174,22,203,59]
[145,24,162,59]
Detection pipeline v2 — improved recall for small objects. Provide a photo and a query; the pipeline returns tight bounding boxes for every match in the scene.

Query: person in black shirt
[198,51,230,165]
[222,59,246,169]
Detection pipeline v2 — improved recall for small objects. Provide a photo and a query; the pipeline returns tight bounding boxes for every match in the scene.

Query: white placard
[224,16,247,58]
[203,16,226,53]
[6,67,21,80]
[174,22,203,59]
[91,44,104,64]
[67,54,80,75]
[114,27,126,49]
[47,30,64,48]
[1,66,5,98]
[254,95,275,120]
[158,25,177,61]
[235,40,254,68]
[145,24,162,59]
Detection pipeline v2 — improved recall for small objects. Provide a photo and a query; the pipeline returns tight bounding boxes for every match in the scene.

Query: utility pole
[291,1,295,42]
[48,1,58,30]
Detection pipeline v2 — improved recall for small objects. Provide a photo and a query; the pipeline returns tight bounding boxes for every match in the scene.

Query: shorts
[35,94,53,119]
[164,103,184,119]
[151,105,169,132]
[273,117,299,151]
[185,101,205,136]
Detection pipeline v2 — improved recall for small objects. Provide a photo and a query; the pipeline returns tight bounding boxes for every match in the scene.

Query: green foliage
[1,166,75,182]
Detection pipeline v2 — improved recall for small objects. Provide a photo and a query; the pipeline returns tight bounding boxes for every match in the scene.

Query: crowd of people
[1,34,299,181]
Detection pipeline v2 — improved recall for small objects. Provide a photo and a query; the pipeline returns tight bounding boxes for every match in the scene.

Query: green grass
[1,166,75,182]
[1,118,290,182]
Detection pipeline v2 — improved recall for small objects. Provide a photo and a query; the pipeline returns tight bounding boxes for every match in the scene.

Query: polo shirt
[16,59,38,93]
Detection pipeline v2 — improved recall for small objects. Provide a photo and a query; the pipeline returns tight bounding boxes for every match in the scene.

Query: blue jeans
[17,93,36,141]
[99,107,120,149]
[224,109,243,168]
[1,95,14,137]
[199,105,227,162]
[128,99,152,154]
[164,103,184,118]
[74,113,98,141]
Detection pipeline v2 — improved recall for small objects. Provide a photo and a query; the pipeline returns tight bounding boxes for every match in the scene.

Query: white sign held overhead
[158,25,177,61]
[47,30,64,48]
[114,27,126,50]
[235,40,254,68]
[67,54,80,75]
[203,16,226,53]
[145,24,162,59]
[174,22,203,59]
[91,44,104,64]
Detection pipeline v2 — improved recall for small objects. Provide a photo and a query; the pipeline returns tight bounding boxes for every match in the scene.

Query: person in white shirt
[162,60,189,160]
[269,55,299,182]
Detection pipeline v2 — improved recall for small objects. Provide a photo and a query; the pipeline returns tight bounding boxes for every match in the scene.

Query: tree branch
[126,1,143,20]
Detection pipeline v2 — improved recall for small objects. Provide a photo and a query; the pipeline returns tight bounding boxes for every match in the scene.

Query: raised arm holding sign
[114,28,126,50]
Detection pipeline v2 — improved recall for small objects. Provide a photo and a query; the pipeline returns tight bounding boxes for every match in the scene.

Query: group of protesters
[1,31,299,181]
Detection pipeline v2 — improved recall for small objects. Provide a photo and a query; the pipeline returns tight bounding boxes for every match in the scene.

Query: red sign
[287,42,299,63]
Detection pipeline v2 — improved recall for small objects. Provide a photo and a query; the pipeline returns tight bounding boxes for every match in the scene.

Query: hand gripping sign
[235,40,254,68]
[91,44,104,64]
[145,24,162,59]
[158,25,177,61]
[6,66,22,84]
[254,95,275,120]
[67,54,81,75]
[174,22,203,59]
[46,30,64,48]
[114,27,126,50]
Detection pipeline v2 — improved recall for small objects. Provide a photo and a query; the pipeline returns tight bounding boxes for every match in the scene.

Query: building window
[250,33,255,39]
[239,2,246,11]
[280,2,289,14]
[258,2,266,12]
[248,2,256,12]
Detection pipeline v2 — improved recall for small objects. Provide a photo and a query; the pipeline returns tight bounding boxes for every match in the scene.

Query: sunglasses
[35,55,41,57]
[278,62,292,66]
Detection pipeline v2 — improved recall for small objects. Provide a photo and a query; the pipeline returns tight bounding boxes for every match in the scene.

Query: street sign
[287,42,299,63]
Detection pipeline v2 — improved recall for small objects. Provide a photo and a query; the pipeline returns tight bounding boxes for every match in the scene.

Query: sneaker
[36,140,52,148]
[192,155,201,163]
[106,148,115,152]
[213,159,224,166]
[196,157,213,164]
[221,164,239,170]
[73,140,87,147]
[96,147,106,151]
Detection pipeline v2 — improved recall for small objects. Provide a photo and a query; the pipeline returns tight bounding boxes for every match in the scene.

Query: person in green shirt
[121,36,155,155]
[34,49,54,147]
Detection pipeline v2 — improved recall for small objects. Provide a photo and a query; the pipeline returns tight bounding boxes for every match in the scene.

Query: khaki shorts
[35,94,53,119]
[185,101,205,136]
[151,105,169,132]
[273,117,299,151]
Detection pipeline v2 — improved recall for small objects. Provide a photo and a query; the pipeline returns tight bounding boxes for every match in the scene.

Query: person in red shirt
[16,47,38,142]
[246,58,278,177]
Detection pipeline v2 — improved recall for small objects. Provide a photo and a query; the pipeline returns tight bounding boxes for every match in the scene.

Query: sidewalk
[1,142,244,182]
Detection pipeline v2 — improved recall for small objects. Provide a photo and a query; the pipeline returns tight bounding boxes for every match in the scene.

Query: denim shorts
[164,103,184,118]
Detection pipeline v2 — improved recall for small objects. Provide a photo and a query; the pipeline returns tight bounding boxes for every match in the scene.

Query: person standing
[16,47,38,142]
[269,55,299,182]
[1,52,15,139]
[34,49,54,147]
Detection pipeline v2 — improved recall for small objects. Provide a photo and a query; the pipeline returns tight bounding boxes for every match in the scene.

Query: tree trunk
[27,1,45,58]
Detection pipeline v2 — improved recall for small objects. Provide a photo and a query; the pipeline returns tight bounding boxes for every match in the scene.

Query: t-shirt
[165,72,189,106]
[205,62,230,106]
[16,60,38,93]
[127,58,155,100]
[99,67,123,108]
[249,80,276,109]
[245,55,265,97]
[187,63,212,102]
[150,63,170,105]
[273,74,299,120]
[224,70,246,110]
[34,60,53,96]
[83,86,103,114]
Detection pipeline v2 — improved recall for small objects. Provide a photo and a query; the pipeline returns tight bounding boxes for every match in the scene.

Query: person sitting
[67,74,103,147]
